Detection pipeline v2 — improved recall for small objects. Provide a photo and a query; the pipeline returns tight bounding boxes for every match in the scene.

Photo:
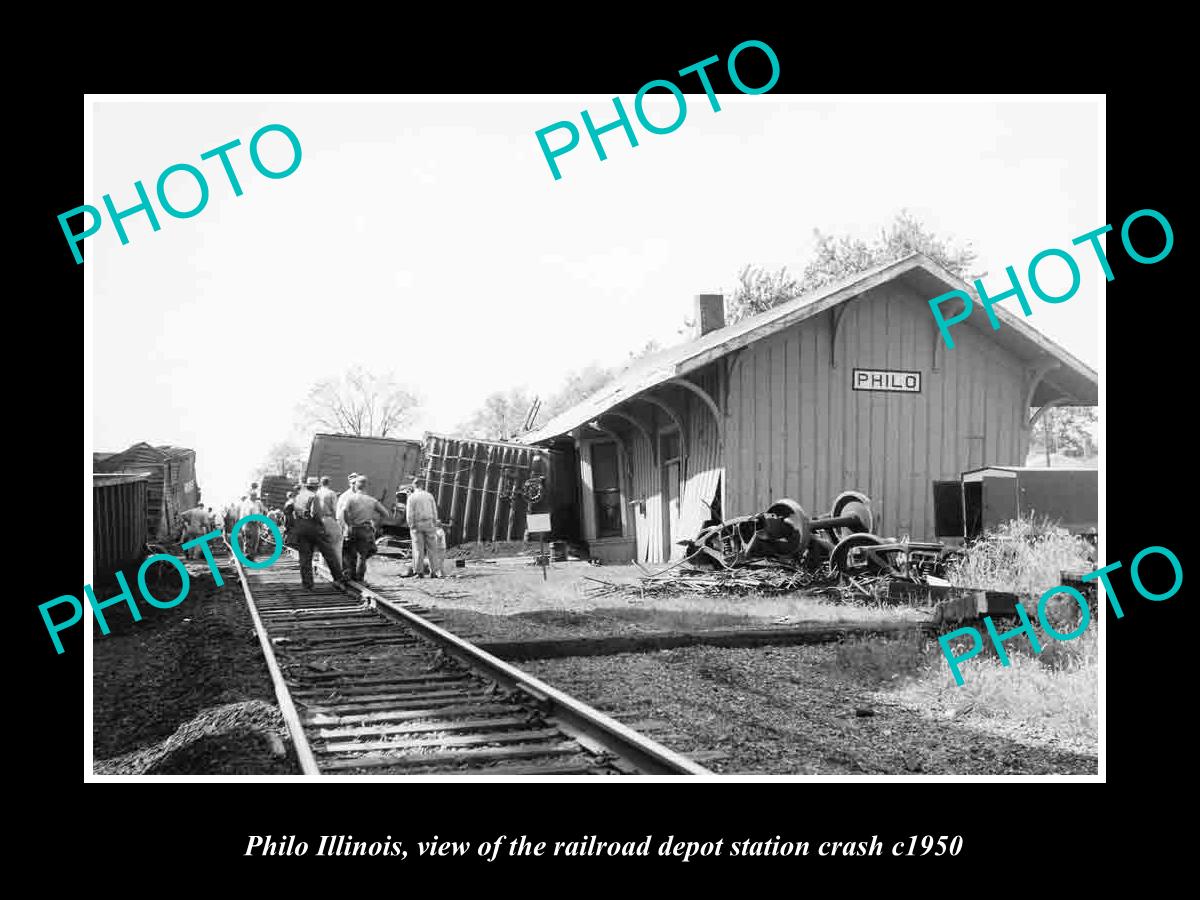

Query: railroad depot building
[522,254,1098,564]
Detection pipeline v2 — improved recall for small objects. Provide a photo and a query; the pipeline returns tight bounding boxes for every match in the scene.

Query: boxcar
[305,433,424,525]
[93,473,149,577]
[421,433,576,546]
[93,442,199,539]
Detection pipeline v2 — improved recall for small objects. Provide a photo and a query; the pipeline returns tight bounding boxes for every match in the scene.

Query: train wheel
[766,498,811,557]
[829,490,874,540]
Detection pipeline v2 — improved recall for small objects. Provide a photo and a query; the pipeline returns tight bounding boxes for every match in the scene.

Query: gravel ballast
[521,644,1097,775]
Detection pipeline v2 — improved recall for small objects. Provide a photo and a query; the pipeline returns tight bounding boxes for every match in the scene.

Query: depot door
[660,430,683,560]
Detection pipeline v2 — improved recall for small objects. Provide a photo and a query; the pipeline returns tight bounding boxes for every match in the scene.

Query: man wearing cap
[338,475,392,581]
[315,475,344,572]
[406,475,443,578]
[292,476,344,588]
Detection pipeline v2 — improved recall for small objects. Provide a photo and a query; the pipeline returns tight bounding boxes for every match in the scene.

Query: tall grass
[936,627,1097,744]
[945,514,1095,597]
[825,518,1099,752]
[915,515,1099,750]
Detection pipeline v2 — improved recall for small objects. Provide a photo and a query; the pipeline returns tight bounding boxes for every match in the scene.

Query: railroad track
[224,538,710,776]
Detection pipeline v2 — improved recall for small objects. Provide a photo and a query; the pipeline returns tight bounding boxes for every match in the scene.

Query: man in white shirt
[239,490,266,561]
[315,475,344,571]
[336,472,359,569]
[338,475,391,581]
[405,476,443,578]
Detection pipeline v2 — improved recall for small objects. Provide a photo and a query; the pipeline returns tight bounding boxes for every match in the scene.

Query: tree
[298,366,420,438]
[461,342,666,438]
[726,210,984,323]
[261,441,306,481]
[725,264,803,322]
[539,364,614,422]
[532,341,664,428]
[1030,406,1098,465]
[458,388,534,441]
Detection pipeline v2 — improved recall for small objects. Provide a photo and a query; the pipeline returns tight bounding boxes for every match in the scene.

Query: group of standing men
[284,473,376,588]
[177,485,270,561]
[175,475,444,592]
[282,472,442,590]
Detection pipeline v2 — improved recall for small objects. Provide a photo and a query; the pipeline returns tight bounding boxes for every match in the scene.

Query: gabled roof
[523,253,1098,444]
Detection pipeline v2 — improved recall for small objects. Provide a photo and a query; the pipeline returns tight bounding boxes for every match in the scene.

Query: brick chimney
[694,293,726,338]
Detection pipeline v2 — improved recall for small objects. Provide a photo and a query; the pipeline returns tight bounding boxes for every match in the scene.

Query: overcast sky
[89,96,1102,506]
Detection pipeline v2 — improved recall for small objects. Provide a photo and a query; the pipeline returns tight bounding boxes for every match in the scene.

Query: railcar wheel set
[685,490,952,581]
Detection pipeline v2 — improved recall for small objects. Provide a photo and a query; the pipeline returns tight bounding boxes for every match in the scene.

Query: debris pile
[588,492,958,603]
[584,560,846,600]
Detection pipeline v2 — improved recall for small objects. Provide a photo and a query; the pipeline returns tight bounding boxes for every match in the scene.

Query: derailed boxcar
[260,474,295,511]
[93,442,199,539]
[305,433,423,525]
[93,473,149,577]
[421,433,576,547]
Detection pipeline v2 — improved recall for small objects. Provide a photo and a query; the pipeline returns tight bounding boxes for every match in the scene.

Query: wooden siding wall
[724,283,1030,540]
[674,369,723,549]
[608,367,723,564]
[625,424,660,562]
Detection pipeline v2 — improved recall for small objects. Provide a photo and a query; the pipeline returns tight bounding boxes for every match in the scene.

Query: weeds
[890,516,1100,750]
[944,513,1095,598]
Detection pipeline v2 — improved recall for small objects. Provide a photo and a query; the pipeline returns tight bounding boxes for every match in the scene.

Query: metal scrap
[589,492,958,604]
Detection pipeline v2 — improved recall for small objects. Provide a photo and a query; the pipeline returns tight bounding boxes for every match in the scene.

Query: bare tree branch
[296,367,421,438]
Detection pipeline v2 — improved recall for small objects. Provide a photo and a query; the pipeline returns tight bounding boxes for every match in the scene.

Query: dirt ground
[521,642,1098,775]
[366,556,924,643]
[88,551,1094,777]
[91,571,297,775]
[363,555,1096,774]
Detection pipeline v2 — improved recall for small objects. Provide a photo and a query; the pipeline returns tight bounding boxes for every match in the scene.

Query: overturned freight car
[421,433,577,547]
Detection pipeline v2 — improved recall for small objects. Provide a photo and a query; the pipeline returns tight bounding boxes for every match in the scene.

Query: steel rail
[224,538,322,775]
[347,579,712,776]
[236,542,711,775]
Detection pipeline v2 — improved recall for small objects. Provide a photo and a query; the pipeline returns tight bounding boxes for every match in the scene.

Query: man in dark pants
[282,487,299,547]
[292,476,344,588]
[339,474,392,582]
